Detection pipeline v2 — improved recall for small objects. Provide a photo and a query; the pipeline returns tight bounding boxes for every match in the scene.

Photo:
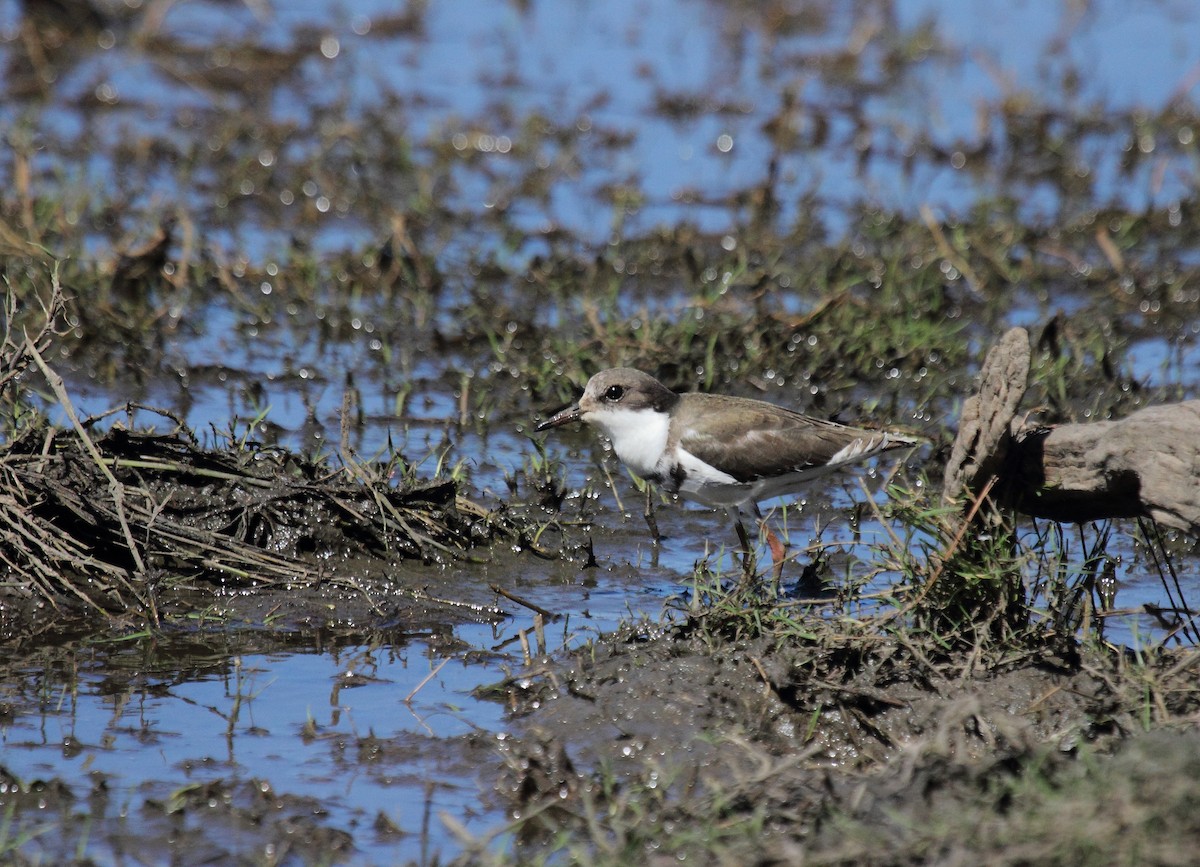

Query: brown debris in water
[0,421,494,613]
[0,278,510,622]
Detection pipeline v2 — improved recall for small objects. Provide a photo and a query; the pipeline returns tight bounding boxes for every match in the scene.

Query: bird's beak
[535,403,582,432]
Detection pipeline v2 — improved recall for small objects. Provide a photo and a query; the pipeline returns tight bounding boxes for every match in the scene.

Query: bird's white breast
[584,406,671,479]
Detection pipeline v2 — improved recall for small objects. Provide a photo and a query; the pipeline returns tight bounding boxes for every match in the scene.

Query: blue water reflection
[4,0,1198,258]
[2,0,1198,860]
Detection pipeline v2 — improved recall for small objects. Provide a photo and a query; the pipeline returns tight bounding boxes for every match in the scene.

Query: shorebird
[535,368,920,577]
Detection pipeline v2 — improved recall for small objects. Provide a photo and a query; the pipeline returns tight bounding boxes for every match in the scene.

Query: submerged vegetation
[3,167,1200,867]
[2,0,1200,863]
[3,193,1199,867]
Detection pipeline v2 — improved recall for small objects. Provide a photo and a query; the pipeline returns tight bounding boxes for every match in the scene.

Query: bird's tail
[829,430,924,466]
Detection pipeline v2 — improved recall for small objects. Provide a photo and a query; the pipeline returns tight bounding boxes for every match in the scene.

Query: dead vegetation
[0,278,514,624]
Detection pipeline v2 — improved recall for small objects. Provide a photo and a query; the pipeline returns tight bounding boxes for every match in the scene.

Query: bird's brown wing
[678,403,876,483]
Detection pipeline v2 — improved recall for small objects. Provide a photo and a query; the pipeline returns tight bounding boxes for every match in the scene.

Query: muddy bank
[4,597,1198,865]
[0,288,544,639]
[482,613,1200,865]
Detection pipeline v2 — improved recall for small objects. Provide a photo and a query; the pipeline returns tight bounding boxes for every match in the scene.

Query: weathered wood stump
[943,327,1200,533]
[942,328,1029,508]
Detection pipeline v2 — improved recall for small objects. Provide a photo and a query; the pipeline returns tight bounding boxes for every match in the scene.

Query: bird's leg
[764,525,786,589]
[754,505,787,591]
[643,484,661,544]
[731,510,757,582]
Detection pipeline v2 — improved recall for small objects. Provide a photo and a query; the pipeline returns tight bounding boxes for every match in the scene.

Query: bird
[535,367,921,578]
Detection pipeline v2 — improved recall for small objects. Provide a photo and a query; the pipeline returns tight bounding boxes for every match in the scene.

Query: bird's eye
[604,385,625,402]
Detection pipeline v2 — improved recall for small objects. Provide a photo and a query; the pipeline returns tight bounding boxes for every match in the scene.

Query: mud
[488,618,1200,865]
[0,412,518,636]
[2,0,1200,863]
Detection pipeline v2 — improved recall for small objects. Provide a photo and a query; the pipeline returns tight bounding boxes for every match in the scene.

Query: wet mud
[3,0,1200,864]
[490,618,1200,865]
[0,412,509,632]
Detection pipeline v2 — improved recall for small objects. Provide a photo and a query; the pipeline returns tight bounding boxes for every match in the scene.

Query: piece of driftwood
[944,327,1200,533]
[1012,402,1200,529]
[941,328,1030,505]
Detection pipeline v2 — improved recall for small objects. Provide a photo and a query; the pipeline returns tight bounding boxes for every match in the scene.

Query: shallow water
[3,0,1199,862]
[5,0,1199,255]
[4,636,502,860]
[0,480,1182,863]
[0,575,684,863]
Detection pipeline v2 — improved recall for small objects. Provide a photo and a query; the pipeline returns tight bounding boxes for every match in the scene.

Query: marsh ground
[2,1,1200,864]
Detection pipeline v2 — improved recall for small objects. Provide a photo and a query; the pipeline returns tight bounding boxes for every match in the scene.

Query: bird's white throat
[583,405,670,479]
